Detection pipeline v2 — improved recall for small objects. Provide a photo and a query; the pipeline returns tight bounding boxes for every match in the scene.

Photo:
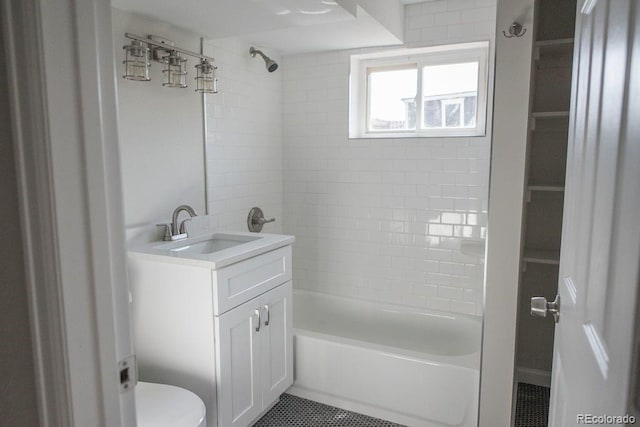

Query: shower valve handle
[247,207,275,232]
[255,217,275,225]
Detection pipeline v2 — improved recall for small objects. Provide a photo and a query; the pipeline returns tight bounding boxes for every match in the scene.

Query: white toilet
[136,381,207,427]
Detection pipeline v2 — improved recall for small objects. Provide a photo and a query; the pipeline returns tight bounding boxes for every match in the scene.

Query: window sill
[348,129,486,139]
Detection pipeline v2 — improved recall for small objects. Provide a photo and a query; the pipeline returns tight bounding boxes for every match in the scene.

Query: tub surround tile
[203,37,283,235]
[199,0,495,316]
[282,2,495,316]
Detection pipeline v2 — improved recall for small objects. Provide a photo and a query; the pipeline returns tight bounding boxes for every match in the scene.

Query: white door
[547,1,640,425]
[260,282,294,407]
[215,298,262,427]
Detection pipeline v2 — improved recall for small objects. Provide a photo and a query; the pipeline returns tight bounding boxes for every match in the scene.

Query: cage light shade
[122,40,150,81]
[195,60,217,94]
[163,52,188,88]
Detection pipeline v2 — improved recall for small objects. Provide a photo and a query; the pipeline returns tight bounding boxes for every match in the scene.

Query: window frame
[366,63,418,133]
[349,41,490,139]
[441,97,464,128]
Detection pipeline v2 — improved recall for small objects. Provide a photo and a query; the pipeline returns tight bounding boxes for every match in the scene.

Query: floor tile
[515,383,550,427]
[253,394,405,427]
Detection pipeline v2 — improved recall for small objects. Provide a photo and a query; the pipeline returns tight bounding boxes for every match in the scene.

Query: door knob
[531,294,560,323]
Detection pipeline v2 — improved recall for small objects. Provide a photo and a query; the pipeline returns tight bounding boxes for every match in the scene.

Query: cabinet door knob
[264,304,270,326]
[254,309,261,332]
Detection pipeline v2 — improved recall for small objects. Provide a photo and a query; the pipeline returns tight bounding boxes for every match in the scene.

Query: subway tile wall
[282,1,496,316]
[203,38,283,234]
[404,0,498,47]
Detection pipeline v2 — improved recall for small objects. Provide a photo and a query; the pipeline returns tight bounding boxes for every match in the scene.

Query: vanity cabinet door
[260,281,293,408]
[214,298,262,427]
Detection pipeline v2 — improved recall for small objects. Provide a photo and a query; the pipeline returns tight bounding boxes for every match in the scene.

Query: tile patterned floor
[254,383,550,427]
[253,394,405,427]
[515,383,551,427]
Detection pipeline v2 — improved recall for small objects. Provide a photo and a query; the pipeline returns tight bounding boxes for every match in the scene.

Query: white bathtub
[288,290,481,427]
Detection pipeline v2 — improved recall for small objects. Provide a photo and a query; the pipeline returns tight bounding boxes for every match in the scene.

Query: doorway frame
[479,0,536,426]
[2,0,136,425]
[6,0,614,425]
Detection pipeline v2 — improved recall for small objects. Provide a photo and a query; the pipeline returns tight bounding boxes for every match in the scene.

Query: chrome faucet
[156,205,198,241]
[171,205,197,236]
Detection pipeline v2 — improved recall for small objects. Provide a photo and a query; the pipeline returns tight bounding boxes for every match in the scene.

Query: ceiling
[111,0,411,54]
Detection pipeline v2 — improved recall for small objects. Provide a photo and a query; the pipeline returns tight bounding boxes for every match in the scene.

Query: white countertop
[128,231,294,270]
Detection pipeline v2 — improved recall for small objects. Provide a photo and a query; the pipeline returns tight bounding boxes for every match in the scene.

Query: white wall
[479,0,534,425]
[203,38,283,234]
[112,8,206,244]
[281,0,496,315]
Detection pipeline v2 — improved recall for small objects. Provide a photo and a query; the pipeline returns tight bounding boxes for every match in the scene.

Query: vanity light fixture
[195,59,218,94]
[121,33,217,94]
[122,40,151,81]
[163,51,188,88]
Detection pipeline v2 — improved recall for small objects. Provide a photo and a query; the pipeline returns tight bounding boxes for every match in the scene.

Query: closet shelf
[522,248,561,266]
[535,38,575,46]
[529,111,570,130]
[526,185,565,202]
[531,111,570,118]
[534,38,575,60]
[528,185,565,192]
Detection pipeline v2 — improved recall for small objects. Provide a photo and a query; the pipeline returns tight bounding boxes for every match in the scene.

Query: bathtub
[288,290,481,427]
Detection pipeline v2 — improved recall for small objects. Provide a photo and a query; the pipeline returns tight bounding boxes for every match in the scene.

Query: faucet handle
[156,223,172,241]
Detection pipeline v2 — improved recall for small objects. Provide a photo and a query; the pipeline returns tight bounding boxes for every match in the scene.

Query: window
[349,42,489,139]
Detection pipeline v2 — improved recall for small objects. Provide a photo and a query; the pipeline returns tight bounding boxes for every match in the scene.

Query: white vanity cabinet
[215,282,292,427]
[128,242,294,427]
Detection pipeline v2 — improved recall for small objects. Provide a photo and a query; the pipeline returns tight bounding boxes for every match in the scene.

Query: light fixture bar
[124,33,215,63]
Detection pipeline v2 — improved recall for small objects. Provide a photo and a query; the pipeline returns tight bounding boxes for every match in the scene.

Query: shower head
[249,47,278,73]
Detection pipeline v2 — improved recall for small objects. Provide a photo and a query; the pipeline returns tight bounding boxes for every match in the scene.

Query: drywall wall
[479,0,535,425]
[281,0,496,315]
[359,0,405,41]
[0,20,40,426]
[112,8,206,244]
[202,38,283,234]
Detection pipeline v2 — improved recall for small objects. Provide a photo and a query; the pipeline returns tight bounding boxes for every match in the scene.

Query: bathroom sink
[169,237,256,255]
[156,233,261,255]
[130,231,294,270]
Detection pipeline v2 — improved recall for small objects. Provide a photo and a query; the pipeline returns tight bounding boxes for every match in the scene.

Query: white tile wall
[281,0,496,316]
[203,38,283,233]
[404,0,497,46]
